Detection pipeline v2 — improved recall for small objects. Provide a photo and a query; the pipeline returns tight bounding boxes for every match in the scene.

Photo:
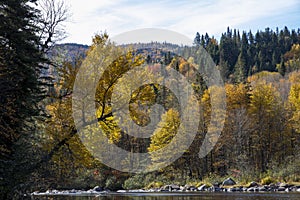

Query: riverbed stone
[258,186,267,191]
[93,186,103,192]
[247,187,259,192]
[249,181,259,187]
[129,189,146,192]
[163,184,180,191]
[183,184,191,191]
[212,182,221,187]
[171,184,180,191]
[228,187,237,192]
[279,183,288,188]
[70,189,77,193]
[209,186,222,192]
[197,184,207,191]
[190,186,197,191]
[277,187,286,191]
[222,178,236,186]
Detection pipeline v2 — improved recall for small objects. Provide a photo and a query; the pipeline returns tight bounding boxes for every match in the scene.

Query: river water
[32,192,300,200]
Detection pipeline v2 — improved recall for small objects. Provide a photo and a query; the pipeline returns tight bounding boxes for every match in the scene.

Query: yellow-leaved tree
[43,33,151,188]
[148,108,181,171]
[288,71,300,134]
[249,80,281,172]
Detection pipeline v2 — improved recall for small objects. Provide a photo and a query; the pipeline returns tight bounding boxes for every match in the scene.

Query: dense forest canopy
[0,0,300,198]
[194,27,300,81]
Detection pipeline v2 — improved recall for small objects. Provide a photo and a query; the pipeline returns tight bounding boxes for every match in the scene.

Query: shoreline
[31,183,300,196]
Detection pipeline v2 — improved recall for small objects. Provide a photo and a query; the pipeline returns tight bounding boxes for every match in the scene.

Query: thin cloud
[61,0,300,44]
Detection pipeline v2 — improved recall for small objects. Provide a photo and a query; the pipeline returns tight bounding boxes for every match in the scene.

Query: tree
[234,50,247,83]
[249,80,280,172]
[0,0,69,198]
[284,44,300,72]
[38,0,70,52]
[206,37,219,65]
[0,0,46,197]
[194,32,201,46]
[288,72,300,134]
[148,109,181,170]
[277,57,286,76]
[219,31,239,80]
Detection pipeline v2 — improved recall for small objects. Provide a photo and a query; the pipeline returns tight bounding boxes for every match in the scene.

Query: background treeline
[195,27,300,82]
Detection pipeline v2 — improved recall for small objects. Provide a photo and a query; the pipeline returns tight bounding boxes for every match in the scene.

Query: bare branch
[37,0,71,52]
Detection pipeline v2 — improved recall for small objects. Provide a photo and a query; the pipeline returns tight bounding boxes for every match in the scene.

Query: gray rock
[269,183,276,187]
[258,186,267,192]
[279,183,288,188]
[290,186,298,192]
[170,184,180,191]
[211,186,222,192]
[247,187,258,192]
[69,189,77,193]
[93,186,103,192]
[183,185,191,191]
[163,184,180,191]
[129,189,145,192]
[117,190,127,193]
[161,185,169,192]
[31,191,39,196]
[297,188,300,192]
[249,181,259,187]
[162,185,171,191]
[189,186,197,191]
[213,182,221,187]
[222,178,236,186]
[228,187,237,192]
[277,187,286,191]
[197,184,207,191]
[268,183,277,191]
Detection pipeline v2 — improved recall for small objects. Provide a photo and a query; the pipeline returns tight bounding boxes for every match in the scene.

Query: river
[32,192,300,200]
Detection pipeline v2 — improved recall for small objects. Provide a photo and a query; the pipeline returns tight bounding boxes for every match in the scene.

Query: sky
[59,0,300,45]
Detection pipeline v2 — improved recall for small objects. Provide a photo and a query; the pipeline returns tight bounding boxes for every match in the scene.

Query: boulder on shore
[222,178,236,186]
[197,184,207,191]
[93,186,103,192]
[162,184,180,191]
[249,181,259,187]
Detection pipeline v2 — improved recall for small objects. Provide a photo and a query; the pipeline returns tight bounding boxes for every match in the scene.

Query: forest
[1,0,300,199]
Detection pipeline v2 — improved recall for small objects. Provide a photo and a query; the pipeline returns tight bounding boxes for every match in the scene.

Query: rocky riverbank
[31,178,300,196]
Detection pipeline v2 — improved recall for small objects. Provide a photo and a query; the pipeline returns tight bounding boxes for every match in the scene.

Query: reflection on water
[32,192,300,200]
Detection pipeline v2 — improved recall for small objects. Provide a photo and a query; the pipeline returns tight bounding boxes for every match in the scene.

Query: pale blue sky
[61,0,300,45]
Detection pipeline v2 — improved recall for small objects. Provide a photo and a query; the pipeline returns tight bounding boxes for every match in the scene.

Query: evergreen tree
[194,32,201,46]
[234,50,247,83]
[247,31,256,75]
[0,0,49,198]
